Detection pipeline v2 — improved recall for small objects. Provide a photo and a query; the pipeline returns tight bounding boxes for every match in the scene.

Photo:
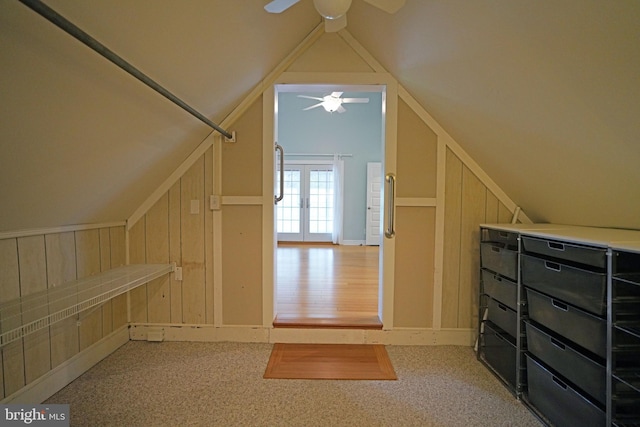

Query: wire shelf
[0,263,173,347]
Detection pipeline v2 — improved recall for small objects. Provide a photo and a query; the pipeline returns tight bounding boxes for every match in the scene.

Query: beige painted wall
[0,28,523,403]
[0,226,125,399]
[127,32,520,334]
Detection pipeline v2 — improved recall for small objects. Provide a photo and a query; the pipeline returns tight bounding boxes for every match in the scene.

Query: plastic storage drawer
[525,320,605,404]
[486,297,517,337]
[481,268,517,310]
[483,229,518,248]
[480,242,518,280]
[526,288,606,358]
[521,254,607,315]
[526,355,605,427]
[521,236,606,269]
[482,322,516,388]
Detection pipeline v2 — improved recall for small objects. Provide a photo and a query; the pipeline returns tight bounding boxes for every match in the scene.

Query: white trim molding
[128,323,474,346]
[1,326,129,404]
[0,221,126,240]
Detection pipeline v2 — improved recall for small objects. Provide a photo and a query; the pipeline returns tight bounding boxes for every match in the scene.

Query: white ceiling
[1,0,639,232]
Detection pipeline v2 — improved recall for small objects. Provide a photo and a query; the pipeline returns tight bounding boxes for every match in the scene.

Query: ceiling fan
[298,92,369,113]
[265,0,405,32]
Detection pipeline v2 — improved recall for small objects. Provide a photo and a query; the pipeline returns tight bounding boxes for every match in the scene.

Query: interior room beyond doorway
[274,243,381,328]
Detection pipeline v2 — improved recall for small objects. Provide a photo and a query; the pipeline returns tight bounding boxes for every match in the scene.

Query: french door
[277,163,334,242]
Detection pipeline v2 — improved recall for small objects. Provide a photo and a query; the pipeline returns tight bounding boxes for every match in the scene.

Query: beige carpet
[45,341,543,426]
[264,343,397,380]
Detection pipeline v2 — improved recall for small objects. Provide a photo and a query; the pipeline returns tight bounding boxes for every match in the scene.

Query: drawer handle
[491,246,501,253]
[498,232,509,239]
[544,261,562,272]
[551,299,568,311]
[550,337,566,350]
[548,241,565,251]
[552,376,568,390]
[493,274,502,282]
[497,303,508,312]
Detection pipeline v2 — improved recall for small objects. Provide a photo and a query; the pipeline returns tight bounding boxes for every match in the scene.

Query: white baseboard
[129,323,269,343]
[129,323,474,346]
[341,240,366,246]
[1,326,129,404]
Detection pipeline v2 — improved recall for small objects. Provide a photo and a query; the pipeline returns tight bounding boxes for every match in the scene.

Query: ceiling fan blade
[336,105,347,113]
[298,95,325,101]
[363,0,405,14]
[264,0,300,13]
[324,14,347,32]
[330,92,344,98]
[303,102,324,111]
[341,98,369,103]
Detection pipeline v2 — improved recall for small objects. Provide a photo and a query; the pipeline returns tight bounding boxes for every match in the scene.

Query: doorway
[272,83,387,327]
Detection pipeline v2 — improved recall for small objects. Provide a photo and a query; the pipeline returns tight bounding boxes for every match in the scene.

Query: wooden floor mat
[264,343,397,380]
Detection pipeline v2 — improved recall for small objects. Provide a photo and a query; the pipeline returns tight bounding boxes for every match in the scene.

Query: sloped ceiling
[1,0,638,233]
[347,1,640,229]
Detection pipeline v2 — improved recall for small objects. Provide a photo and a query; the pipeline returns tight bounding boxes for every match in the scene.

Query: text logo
[1,405,69,426]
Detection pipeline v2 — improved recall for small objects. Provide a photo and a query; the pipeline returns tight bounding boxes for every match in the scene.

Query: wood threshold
[273,314,383,330]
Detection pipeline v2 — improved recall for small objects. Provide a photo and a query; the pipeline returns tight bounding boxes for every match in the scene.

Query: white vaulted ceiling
[1,0,638,232]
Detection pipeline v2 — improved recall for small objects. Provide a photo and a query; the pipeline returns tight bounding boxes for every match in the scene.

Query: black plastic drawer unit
[526,355,605,427]
[486,297,517,337]
[480,242,518,280]
[521,236,607,269]
[482,322,516,388]
[483,229,518,248]
[526,288,606,358]
[481,268,517,311]
[525,321,605,405]
[521,254,607,315]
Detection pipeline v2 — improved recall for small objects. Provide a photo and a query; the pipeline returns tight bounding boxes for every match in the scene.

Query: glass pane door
[305,166,334,242]
[277,166,303,241]
[277,164,334,242]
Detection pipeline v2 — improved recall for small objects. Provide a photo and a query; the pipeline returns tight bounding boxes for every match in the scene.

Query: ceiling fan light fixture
[321,96,342,112]
[313,0,352,19]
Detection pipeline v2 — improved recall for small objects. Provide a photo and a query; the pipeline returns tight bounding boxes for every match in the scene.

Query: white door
[366,162,382,246]
[277,164,334,242]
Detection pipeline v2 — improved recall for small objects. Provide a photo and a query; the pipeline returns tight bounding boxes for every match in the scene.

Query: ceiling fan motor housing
[313,0,353,19]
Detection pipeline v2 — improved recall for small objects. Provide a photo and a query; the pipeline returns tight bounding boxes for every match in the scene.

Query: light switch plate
[190,199,200,214]
[210,194,221,210]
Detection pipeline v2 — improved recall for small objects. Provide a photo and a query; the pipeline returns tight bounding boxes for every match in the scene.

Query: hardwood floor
[275,243,381,328]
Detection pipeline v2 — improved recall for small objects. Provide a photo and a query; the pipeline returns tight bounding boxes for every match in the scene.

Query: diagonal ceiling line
[18,0,233,140]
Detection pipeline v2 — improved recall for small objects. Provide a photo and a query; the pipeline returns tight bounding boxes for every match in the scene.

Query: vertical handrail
[606,248,612,426]
[275,144,284,204]
[384,173,396,238]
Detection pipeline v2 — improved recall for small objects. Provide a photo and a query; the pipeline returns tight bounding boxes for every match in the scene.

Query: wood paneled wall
[0,226,125,399]
[442,148,514,329]
[129,149,214,326]
[130,98,266,329]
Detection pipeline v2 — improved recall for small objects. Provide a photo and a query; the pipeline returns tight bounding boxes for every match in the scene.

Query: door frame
[262,72,398,329]
[365,162,382,246]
